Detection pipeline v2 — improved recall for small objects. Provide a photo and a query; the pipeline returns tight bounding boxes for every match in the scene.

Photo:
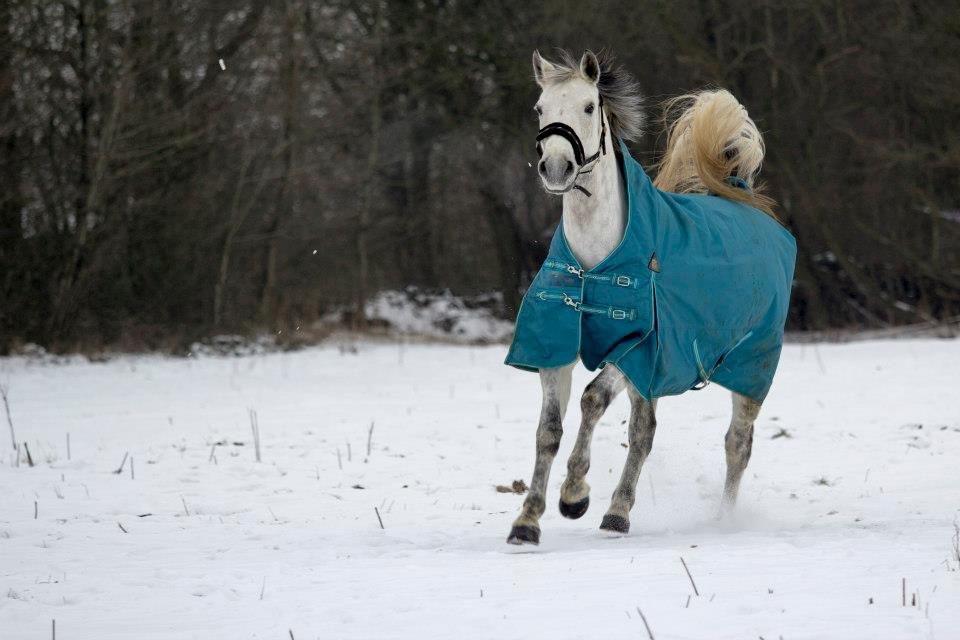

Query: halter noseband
[535,94,607,197]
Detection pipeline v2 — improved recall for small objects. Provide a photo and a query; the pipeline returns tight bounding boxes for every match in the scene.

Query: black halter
[535,95,607,197]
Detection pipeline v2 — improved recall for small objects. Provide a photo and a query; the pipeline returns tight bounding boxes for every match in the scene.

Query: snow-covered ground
[322,288,514,343]
[362,289,513,342]
[1,339,958,639]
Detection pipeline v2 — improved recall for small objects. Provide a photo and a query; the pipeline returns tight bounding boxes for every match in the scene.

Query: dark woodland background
[2,1,959,353]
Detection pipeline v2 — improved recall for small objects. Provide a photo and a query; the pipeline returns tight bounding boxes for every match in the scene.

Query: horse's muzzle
[538,157,576,189]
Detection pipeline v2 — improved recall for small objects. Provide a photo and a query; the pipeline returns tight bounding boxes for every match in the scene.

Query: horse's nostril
[538,161,547,176]
[565,161,574,175]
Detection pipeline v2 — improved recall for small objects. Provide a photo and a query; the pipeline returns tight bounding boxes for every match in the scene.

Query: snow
[1,338,959,639]
[359,288,513,343]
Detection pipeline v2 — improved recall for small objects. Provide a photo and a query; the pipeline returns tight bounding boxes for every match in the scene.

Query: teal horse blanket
[505,139,796,402]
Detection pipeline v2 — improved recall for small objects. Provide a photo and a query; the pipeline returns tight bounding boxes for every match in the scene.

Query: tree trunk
[355,1,384,327]
[259,0,301,325]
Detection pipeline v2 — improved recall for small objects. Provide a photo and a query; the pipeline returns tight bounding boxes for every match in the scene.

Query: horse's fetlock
[561,477,590,501]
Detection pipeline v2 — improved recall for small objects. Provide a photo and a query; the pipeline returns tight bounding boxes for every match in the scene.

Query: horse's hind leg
[558,365,626,519]
[507,364,573,545]
[600,387,657,534]
[721,392,762,513]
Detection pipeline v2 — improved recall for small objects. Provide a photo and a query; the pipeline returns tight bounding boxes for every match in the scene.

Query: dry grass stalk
[249,409,261,462]
[113,452,128,474]
[680,556,700,596]
[635,606,655,640]
[0,385,14,450]
[952,521,960,565]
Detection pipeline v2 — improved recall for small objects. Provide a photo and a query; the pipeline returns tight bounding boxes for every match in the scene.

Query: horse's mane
[539,49,645,143]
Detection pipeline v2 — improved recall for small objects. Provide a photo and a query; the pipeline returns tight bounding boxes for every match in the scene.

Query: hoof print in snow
[558,496,589,519]
[506,525,540,545]
[599,514,630,534]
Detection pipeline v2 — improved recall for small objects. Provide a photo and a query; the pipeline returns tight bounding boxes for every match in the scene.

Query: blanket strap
[533,290,635,320]
[541,260,640,289]
[691,339,711,390]
[562,294,637,321]
[691,331,755,390]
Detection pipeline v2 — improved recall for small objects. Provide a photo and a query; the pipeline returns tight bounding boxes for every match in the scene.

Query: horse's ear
[532,50,555,87]
[580,50,600,85]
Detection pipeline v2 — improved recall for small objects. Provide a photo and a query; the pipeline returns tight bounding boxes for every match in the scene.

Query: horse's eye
[585,103,595,115]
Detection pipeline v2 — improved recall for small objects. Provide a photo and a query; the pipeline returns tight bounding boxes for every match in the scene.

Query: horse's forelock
[537,49,645,143]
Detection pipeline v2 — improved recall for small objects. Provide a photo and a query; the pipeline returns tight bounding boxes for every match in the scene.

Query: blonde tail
[653,89,777,219]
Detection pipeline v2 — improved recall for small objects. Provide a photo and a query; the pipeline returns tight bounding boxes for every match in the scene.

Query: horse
[504,49,796,545]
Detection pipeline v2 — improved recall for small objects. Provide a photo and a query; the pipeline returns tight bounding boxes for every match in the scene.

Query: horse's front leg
[600,387,657,534]
[507,364,574,545]
[558,365,627,519]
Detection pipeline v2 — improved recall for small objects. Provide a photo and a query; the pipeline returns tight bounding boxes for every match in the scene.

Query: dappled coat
[505,140,796,402]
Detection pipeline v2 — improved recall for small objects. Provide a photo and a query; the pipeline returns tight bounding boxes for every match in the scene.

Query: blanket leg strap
[691,331,755,391]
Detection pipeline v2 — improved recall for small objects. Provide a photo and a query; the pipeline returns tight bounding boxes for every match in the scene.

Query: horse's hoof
[506,524,541,545]
[599,514,630,534]
[559,496,589,520]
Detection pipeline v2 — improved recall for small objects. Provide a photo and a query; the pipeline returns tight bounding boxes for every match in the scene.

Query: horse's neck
[561,132,626,270]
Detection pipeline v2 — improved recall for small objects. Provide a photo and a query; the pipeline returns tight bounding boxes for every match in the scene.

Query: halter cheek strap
[535,95,607,197]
